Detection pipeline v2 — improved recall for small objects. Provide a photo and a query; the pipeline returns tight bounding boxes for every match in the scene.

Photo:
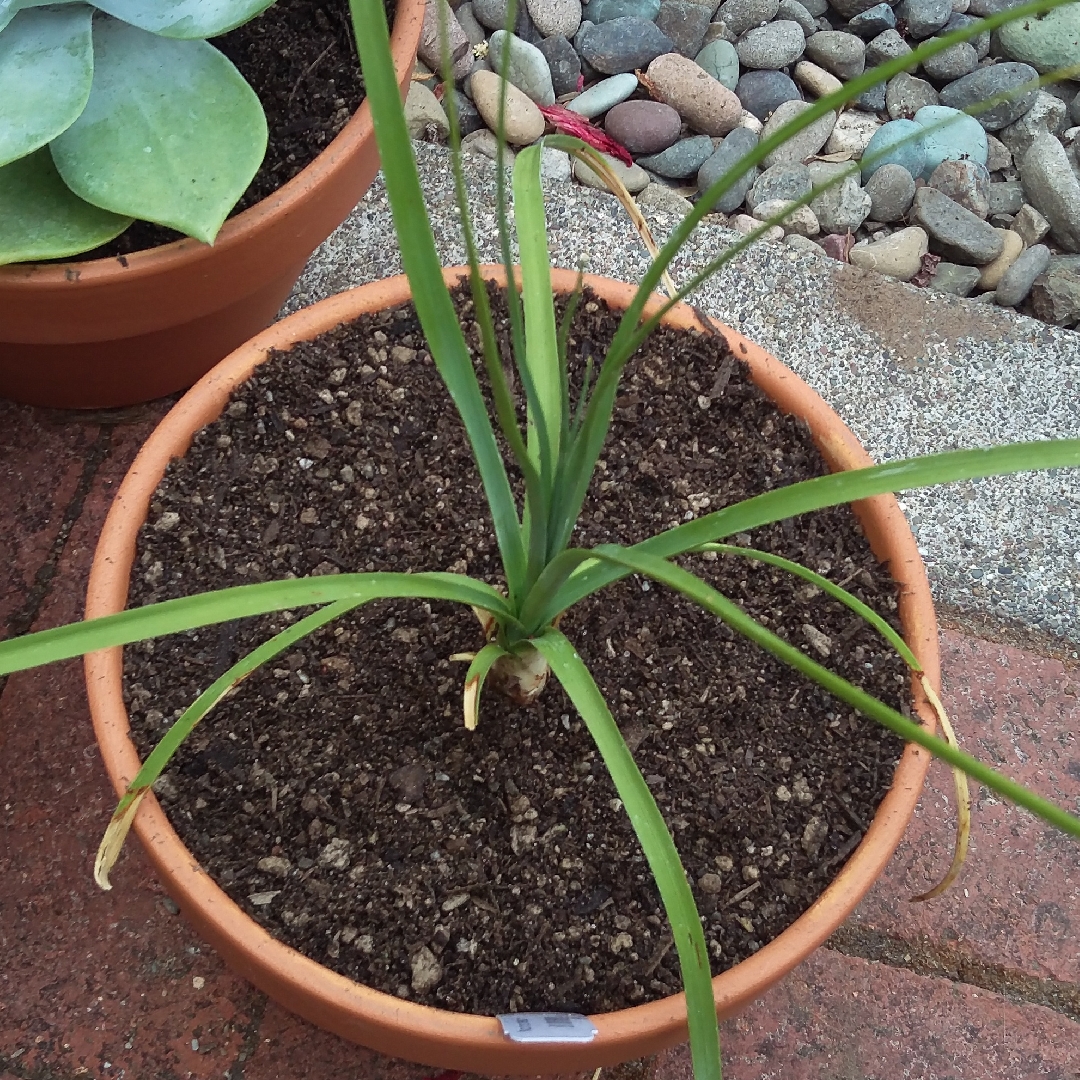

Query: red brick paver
[2,402,1078,1080]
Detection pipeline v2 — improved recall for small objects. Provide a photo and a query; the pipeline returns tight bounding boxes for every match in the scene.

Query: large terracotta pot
[85,267,941,1075]
[0,0,424,410]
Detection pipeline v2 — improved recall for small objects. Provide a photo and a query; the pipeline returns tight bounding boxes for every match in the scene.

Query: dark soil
[85,0,378,260]
[124,284,909,1016]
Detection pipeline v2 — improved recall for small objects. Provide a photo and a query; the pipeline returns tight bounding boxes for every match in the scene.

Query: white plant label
[496,1012,599,1043]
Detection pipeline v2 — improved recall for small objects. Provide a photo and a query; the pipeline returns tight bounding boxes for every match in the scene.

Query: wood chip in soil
[124,283,909,1016]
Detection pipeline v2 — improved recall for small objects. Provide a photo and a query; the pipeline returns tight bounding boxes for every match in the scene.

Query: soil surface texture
[124,284,909,1016]
[90,0,374,259]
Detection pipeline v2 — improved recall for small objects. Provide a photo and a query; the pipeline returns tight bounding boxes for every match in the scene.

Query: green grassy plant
[2,1,1080,1077]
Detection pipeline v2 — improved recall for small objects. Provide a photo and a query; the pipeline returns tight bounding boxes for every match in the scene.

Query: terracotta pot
[0,0,424,411]
[85,267,941,1075]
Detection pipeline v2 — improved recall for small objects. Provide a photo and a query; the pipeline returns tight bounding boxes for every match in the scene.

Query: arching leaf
[50,17,266,243]
[0,4,93,166]
[91,0,277,39]
[0,148,131,265]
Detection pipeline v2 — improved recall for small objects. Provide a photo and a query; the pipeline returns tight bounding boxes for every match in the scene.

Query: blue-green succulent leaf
[90,0,277,39]
[49,16,267,244]
[0,4,94,167]
[0,148,132,265]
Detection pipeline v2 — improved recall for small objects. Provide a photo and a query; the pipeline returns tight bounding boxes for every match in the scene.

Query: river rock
[761,99,837,165]
[895,0,951,38]
[730,214,785,240]
[697,125,760,209]
[605,100,684,153]
[736,20,807,69]
[1011,201,1051,245]
[826,110,882,157]
[929,159,991,217]
[537,35,582,95]
[488,31,556,105]
[995,242,1051,306]
[566,72,639,116]
[886,73,939,120]
[977,227,1024,288]
[1031,261,1080,325]
[998,91,1068,160]
[853,81,888,112]
[831,0,893,16]
[920,41,978,82]
[862,119,925,180]
[647,53,743,135]
[997,2,1080,75]
[1072,88,1080,126]
[1019,134,1080,252]
[574,150,652,190]
[776,0,818,34]
[473,0,515,29]
[937,62,1040,131]
[585,0,662,21]
[753,199,821,234]
[794,60,843,98]
[714,0,780,38]
[577,17,676,73]
[988,180,1024,216]
[941,11,990,58]
[462,126,516,161]
[471,70,546,143]
[849,226,930,279]
[695,38,741,88]
[911,185,1005,263]
[525,0,582,37]
[747,162,813,209]
[811,171,872,231]
[404,82,451,140]
[847,3,895,37]
[914,104,988,180]
[866,28,912,67]
[418,0,472,73]
[864,162,915,220]
[804,31,865,79]
[927,261,982,295]
[455,3,488,44]
[656,0,713,55]
[736,70,801,120]
[638,133,716,176]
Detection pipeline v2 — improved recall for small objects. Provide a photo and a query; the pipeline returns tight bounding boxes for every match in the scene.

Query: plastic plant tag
[496,1012,599,1043]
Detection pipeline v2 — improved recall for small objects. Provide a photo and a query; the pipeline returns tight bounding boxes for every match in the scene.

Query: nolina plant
[1,0,1079,1076]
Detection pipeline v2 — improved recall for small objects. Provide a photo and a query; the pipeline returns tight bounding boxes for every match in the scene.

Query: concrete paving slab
[849,628,1080,985]
[287,144,1080,647]
[655,948,1080,1080]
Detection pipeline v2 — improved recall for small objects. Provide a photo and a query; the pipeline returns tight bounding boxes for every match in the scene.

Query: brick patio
[2,398,1077,1080]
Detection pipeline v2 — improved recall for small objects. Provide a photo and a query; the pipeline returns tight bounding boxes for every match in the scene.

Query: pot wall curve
[85,267,940,1074]
[0,0,425,410]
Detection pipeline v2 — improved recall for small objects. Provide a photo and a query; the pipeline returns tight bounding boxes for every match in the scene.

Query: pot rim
[85,266,940,1073]
[0,0,423,287]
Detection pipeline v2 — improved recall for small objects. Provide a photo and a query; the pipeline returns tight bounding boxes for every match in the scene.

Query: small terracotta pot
[85,268,940,1074]
[0,0,424,410]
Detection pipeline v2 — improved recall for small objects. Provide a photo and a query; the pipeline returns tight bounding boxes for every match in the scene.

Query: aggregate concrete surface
[287,143,1080,648]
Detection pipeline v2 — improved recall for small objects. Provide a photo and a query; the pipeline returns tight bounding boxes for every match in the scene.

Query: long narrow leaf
[0,571,515,675]
[533,629,722,1080]
[349,0,527,603]
[590,546,1080,840]
[539,440,1080,625]
[94,598,361,889]
[699,543,971,897]
[514,145,561,479]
